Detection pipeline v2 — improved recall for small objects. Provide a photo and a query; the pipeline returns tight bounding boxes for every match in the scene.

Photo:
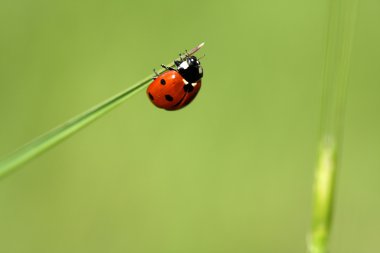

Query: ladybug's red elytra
[147,54,204,111]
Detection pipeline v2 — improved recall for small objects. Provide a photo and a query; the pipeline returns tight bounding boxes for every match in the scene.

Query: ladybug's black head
[175,56,203,83]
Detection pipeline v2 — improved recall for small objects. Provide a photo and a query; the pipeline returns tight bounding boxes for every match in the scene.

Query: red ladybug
[147,55,203,110]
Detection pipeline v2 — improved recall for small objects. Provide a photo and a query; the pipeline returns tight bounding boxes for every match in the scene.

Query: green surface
[0,0,379,253]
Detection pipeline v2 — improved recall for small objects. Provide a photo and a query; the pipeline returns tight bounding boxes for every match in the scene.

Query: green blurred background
[0,0,379,252]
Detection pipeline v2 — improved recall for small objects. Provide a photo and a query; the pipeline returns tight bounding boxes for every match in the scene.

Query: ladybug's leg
[152,68,159,80]
[161,64,176,71]
[174,53,183,67]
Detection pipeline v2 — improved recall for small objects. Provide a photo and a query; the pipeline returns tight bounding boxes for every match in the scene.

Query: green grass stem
[308,0,358,252]
[0,43,205,179]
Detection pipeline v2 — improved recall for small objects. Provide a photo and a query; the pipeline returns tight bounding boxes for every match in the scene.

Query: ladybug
[147,54,203,110]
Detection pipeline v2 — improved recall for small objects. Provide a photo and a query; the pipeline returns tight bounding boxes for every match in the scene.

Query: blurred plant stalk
[308,0,358,252]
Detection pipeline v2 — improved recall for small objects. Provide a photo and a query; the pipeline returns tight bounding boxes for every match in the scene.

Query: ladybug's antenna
[198,54,206,60]
[187,42,205,56]
[174,42,205,66]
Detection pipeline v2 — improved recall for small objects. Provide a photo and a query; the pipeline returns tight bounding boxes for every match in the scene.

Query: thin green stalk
[308,1,358,253]
[0,43,205,179]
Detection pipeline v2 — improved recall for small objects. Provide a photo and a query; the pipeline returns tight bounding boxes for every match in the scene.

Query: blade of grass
[0,42,205,179]
[308,0,358,252]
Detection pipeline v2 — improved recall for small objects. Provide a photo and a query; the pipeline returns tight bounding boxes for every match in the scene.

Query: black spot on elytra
[160,79,166,85]
[148,92,154,100]
[165,94,173,101]
[183,84,194,93]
